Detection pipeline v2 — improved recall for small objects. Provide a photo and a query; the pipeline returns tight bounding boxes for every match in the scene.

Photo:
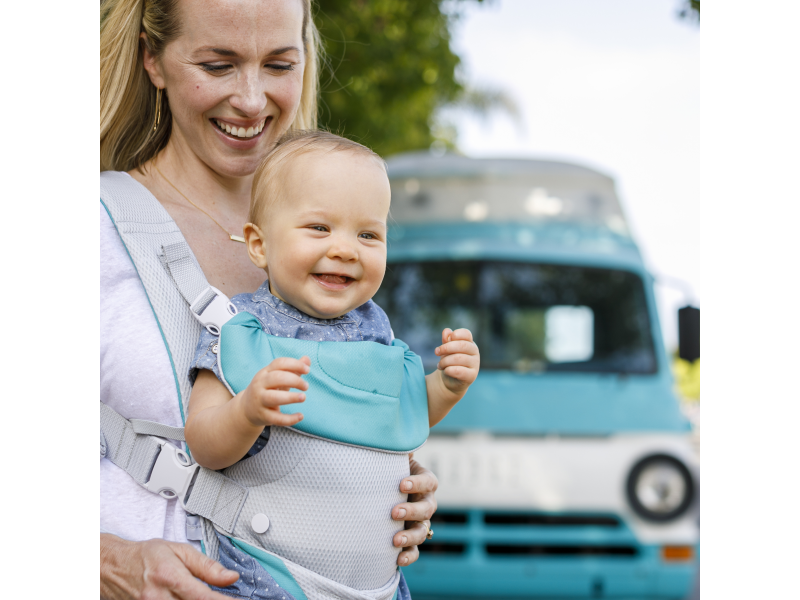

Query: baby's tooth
[246,127,255,137]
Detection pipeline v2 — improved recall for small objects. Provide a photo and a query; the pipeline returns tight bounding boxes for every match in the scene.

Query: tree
[314,0,485,157]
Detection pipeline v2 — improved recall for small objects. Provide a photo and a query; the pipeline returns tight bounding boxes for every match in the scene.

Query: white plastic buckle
[190,286,237,335]
[144,440,200,507]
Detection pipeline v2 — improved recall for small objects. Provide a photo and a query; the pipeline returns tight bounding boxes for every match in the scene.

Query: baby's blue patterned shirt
[190,279,393,385]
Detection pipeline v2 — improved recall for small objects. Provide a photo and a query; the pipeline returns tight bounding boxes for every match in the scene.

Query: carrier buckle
[145,440,200,507]
[189,286,238,335]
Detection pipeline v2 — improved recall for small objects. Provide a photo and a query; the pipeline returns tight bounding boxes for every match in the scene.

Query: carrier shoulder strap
[100,171,245,535]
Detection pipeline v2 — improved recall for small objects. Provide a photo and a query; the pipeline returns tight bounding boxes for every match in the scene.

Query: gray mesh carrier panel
[219,427,409,591]
[283,555,401,600]
[100,171,201,422]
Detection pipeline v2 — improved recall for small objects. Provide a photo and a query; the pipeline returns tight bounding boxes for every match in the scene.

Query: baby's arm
[185,357,310,470]
[425,328,480,426]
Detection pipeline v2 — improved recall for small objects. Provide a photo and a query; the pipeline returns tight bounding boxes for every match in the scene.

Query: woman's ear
[140,32,166,89]
[244,223,269,270]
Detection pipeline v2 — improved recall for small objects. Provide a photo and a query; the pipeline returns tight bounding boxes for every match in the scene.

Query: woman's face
[144,0,305,178]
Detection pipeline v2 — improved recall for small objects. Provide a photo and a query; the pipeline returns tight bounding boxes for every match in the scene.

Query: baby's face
[252,150,391,320]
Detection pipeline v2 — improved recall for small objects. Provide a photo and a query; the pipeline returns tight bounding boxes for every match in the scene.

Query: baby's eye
[309,225,329,232]
[359,232,376,240]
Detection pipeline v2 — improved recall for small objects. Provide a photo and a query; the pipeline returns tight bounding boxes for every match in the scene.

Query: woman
[99,0,438,598]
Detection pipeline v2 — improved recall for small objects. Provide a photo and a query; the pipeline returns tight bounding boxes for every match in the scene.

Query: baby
[185,130,479,600]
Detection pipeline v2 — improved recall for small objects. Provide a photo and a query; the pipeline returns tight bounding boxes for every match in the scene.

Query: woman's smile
[210,116,273,149]
[212,117,269,139]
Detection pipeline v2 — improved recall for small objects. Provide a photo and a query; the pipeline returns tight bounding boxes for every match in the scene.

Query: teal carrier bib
[99,172,429,600]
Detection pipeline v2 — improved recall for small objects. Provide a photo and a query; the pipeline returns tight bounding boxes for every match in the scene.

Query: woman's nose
[229,73,268,117]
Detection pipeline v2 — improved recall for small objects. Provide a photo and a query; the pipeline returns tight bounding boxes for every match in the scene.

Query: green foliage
[314,0,480,156]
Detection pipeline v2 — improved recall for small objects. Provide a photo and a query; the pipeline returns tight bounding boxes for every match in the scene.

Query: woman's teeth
[214,119,265,138]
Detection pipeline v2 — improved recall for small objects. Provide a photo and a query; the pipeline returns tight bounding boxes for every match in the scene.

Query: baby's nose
[327,241,358,261]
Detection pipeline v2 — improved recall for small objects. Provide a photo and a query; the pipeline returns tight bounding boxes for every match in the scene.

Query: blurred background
[313,1,700,598]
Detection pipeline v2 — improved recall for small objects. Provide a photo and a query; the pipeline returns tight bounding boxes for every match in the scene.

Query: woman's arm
[391,455,439,566]
[100,534,239,600]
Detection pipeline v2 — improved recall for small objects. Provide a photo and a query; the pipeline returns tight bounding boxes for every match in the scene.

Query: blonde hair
[249,130,386,225]
[100,0,320,172]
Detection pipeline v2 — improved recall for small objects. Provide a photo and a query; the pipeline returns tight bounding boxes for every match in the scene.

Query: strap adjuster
[144,440,200,507]
[189,286,238,335]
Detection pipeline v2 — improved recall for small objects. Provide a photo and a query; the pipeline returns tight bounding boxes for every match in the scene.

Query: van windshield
[374,261,657,374]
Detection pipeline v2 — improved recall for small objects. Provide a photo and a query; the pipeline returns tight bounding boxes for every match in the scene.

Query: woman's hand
[100,534,239,600]
[391,454,439,566]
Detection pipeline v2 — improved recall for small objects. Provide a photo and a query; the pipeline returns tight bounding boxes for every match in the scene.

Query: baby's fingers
[264,356,311,375]
[257,389,307,408]
[441,364,477,383]
[256,369,308,392]
[435,339,479,358]
[269,411,304,427]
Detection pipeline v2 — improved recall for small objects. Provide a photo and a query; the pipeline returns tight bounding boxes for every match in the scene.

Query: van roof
[384,152,629,234]
[386,151,614,182]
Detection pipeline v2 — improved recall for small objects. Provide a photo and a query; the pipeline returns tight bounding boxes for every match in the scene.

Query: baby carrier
[99,172,429,600]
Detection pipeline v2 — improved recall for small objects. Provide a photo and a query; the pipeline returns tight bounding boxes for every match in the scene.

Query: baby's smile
[312,273,356,290]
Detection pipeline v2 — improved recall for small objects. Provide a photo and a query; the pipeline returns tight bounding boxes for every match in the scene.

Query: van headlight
[626,454,695,522]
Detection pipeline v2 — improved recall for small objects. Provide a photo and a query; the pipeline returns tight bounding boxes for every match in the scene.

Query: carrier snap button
[251,513,270,534]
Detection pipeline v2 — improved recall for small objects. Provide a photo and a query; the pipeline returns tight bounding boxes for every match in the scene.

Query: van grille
[484,513,620,527]
[418,542,466,555]
[486,544,637,556]
[421,511,639,560]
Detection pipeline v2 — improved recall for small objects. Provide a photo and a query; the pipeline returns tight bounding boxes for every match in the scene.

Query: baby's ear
[244,223,269,270]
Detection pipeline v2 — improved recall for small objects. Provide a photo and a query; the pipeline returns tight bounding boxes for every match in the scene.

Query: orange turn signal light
[661,545,694,561]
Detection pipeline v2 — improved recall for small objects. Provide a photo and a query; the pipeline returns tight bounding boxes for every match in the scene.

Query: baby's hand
[240,356,310,428]
[434,328,480,396]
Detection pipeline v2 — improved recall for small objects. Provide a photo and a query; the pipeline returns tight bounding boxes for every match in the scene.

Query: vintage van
[376,153,699,599]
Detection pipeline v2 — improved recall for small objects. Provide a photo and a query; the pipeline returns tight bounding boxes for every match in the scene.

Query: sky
[448,0,700,351]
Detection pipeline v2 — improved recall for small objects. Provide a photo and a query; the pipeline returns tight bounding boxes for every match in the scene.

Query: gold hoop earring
[153,87,163,133]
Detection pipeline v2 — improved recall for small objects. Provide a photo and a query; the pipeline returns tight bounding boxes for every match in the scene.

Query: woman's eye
[266,63,295,72]
[200,63,232,73]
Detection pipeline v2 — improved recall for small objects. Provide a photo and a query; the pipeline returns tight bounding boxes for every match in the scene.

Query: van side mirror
[678,306,700,362]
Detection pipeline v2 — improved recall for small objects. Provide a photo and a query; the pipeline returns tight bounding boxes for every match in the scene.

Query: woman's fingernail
[403,481,413,491]
[397,508,407,518]
[401,536,408,545]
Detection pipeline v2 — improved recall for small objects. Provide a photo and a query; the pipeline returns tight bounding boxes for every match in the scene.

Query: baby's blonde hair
[250,130,386,226]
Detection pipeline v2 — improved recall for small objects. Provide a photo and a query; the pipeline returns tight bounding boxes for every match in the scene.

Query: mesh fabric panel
[283,553,400,600]
[222,428,409,591]
[101,171,203,425]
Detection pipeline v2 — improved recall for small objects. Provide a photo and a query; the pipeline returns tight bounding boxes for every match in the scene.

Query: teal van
[376,153,699,599]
